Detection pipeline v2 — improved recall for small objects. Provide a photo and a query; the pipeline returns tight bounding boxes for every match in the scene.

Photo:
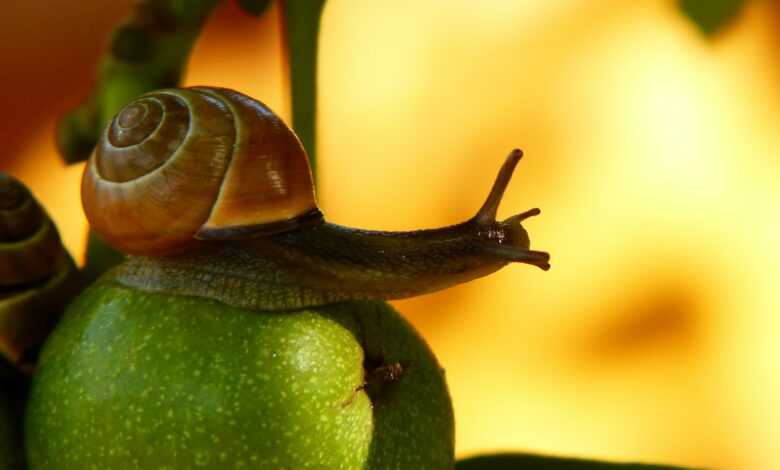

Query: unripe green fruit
[25,281,454,469]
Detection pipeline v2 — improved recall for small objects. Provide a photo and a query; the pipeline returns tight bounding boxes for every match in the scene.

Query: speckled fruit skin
[25,280,454,469]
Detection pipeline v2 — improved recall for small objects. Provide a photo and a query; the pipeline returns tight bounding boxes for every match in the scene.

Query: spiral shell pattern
[0,174,65,286]
[82,87,320,256]
[0,174,80,365]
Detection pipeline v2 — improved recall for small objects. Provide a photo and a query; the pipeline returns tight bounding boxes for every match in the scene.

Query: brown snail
[82,87,320,255]
[0,174,81,366]
[83,86,549,311]
[27,86,550,468]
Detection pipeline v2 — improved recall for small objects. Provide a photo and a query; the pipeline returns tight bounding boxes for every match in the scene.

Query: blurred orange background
[2,1,780,468]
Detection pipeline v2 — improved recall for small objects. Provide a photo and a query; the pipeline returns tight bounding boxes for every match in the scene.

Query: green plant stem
[57,0,220,164]
[282,0,327,180]
[678,0,747,36]
[237,0,271,16]
[82,231,127,285]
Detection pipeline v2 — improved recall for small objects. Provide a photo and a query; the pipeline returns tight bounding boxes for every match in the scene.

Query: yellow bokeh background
[3,1,780,468]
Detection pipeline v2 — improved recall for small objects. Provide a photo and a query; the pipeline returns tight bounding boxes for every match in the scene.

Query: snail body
[83,86,549,310]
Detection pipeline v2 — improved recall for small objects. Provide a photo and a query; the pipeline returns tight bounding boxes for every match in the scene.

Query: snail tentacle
[474,148,523,225]
[469,150,549,270]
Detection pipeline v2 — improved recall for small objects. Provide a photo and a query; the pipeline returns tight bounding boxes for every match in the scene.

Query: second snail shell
[82,87,321,256]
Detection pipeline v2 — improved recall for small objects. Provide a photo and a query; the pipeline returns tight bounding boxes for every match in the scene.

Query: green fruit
[25,280,454,469]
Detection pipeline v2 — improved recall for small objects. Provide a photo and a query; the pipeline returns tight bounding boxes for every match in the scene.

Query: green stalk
[237,0,271,16]
[678,0,747,36]
[57,0,221,164]
[282,0,327,180]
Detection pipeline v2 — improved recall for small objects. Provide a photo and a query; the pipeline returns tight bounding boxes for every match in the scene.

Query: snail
[0,174,65,286]
[28,87,551,468]
[82,86,550,311]
[0,174,81,366]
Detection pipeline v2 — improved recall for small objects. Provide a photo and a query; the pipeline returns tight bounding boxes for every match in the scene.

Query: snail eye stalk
[471,150,550,271]
[474,149,524,225]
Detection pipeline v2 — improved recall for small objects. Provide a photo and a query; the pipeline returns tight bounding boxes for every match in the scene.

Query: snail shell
[0,174,65,285]
[82,87,321,256]
[0,174,81,366]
